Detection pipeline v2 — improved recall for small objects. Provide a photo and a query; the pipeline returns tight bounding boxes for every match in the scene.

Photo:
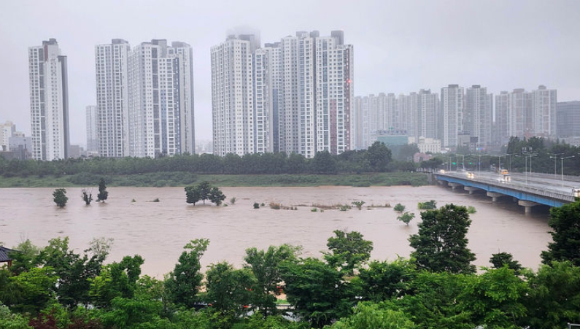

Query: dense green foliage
[96,179,108,202]
[541,200,580,266]
[324,230,373,276]
[185,182,226,206]
[2,201,580,328]
[417,200,436,210]
[81,189,92,205]
[397,212,415,226]
[52,189,68,208]
[409,204,476,274]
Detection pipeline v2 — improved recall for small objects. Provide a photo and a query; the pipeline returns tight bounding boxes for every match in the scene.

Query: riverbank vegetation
[0,142,432,188]
[2,201,580,328]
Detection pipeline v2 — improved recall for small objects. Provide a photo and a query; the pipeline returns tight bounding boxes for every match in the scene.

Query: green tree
[324,230,373,276]
[243,245,300,317]
[53,188,68,208]
[365,141,392,172]
[197,181,212,203]
[97,178,108,202]
[541,200,580,266]
[524,261,580,328]
[205,262,254,321]
[0,303,31,329]
[165,239,209,309]
[99,297,163,329]
[387,271,474,329]
[409,204,476,274]
[490,252,522,273]
[81,189,93,205]
[357,258,416,302]
[6,267,58,314]
[330,302,415,329]
[393,203,405,212]
[36,237,109,309]
[311,151,337,174]
[88,255,144,309]
[461,266,528,328]
[8,239,41,275]
[208,187,226,206]
[280,258,354,328]
[397,212,415,226]
[184,185,201,205]
[351,201,365,210]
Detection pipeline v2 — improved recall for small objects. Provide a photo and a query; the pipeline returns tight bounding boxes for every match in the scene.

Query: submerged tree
[97,178,108,202]
[397,212,415,226]
[81,189,93,205]
[185,181,226,206]
[53,188,68,208]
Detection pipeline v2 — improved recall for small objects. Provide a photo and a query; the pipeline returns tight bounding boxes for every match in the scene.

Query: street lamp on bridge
[561,156,575,183]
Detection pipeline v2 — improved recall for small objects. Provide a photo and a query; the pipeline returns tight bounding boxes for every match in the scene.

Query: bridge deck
[435,171,578,207]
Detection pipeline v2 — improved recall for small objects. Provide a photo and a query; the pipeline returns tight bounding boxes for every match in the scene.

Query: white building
[128,39,195,157]
[211,30,353,157]
[494,91,510,145]
[0,121,15,151]
[417,89,439,141]
[211,35,255,156]
[28,39,70,160]
[465,85,493,146]
[416,136,441,154]
[531,85,557,138]
[439,84,464,148]
[95,39,130,157]
[85,105,99,154]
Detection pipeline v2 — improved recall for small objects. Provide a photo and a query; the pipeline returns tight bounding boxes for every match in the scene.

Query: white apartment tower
[0,121,16,151]
[28,39,70,160]
[85,106,99,153]
[439,84,464,147]
[95,39,130,157]
[531,85,557,138]
[128,39,195,157]
[211,30,353,157]
[211,35,255,156]
[494,91,510,145]
[465,85,493,146]
[417,89,439,140]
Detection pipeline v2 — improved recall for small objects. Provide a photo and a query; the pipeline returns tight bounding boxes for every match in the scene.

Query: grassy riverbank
[0,172,429,188]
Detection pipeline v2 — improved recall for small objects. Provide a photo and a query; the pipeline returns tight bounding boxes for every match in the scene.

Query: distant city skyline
[1,0,579,145]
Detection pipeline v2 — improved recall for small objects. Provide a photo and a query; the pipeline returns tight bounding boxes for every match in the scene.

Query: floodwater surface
[0,185,551,277]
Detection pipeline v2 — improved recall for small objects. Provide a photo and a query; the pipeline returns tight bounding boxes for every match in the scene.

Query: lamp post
[524,153,537,184]
[549,153,562,179]
[561,156,575,182]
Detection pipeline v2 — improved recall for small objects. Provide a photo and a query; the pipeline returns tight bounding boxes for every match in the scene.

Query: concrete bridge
[434,171,578,214]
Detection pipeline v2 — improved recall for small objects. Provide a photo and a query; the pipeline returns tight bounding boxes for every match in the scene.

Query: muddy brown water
[0,186,551,277]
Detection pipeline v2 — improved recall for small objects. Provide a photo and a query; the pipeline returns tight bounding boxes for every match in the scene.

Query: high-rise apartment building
[86,105,99,153]
[439,84,464,147]
[556,101,580,138]
[531,85,557,138]
[128,39,195,157]
[417,89,439,141]
[211,30,353,157]
[494,91,510,145]
[465,85,493,146]
[95,39,130,157]
[28,39,70,160]
[211,35,255,156]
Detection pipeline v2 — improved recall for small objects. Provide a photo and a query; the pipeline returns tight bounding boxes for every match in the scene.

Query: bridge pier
[464,186,478,195]
[448,182,462,191]
[518,200,539,214]
[487,192,503,202]
[437,180,447,186]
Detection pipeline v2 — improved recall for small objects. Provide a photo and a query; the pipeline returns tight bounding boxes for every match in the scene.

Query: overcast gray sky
[1,0,579,145]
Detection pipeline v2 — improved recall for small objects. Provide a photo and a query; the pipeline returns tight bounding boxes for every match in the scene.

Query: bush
[394,203,406,212]
[311,208,318,212]
[230,197,236,205]
[467,206,476,214]
[253,202,260,209]
[269,202,281,210]
[352,201,365,210]
[152,198,160,202]
[53,188,68,208]
[418,200,437,210]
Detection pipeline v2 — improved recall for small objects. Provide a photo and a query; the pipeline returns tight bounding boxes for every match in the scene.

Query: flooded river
[0,185,551,277]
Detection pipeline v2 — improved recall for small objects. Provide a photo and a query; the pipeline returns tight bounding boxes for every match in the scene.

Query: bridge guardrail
[436,173,576,202]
